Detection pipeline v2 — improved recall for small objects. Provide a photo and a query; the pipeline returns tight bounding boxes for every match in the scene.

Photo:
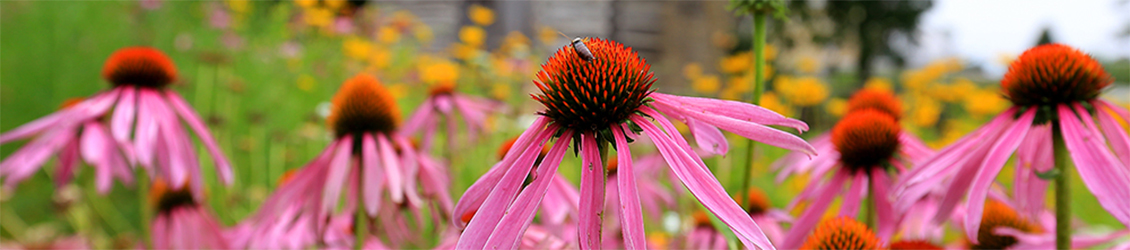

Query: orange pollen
[832,109,901,172]
[692,211,714,228]
[799,217,883,250]
[327,74,400,138]
[847,89,902,120]
[971,200,1042,249]
[532,38,656,131]
[889,240,942,250]
[733,188,771,216]
[428,82,456,96]
[102,47,178,88]
[1001,43,1111,106]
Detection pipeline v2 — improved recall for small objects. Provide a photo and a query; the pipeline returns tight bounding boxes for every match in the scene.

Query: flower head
[832,109,901,171]
[1002,43,1111,107]
[847,89,902,121]
[971,200,1041,249]
[327,74,399,137]
[533,37,654,132]
[798,217,882,250]
[102,47,178,88]
[148,180,232,249]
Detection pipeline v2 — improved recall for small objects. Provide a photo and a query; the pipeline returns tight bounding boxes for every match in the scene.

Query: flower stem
[1052,121,1069,250]
[137,169,153,249]
[355,169,369,250]
[739,12,768,209]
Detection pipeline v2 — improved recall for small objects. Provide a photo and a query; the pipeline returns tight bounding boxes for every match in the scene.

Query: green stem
[738,12,768,209]
[354,201,368,250]
[1053,122,1069,250]
[137,169,153,249]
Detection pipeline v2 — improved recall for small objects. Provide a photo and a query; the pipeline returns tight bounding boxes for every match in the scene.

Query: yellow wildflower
[377,26,400,44]
[826,98,848,117]
[367,46,390,70]
[779,76,829,107]
[764,44,778,61]
[647,233,670,250]
[760,92,793,117]
[728,73,753,93]
[450,43,481,61]
[225,0,249,14]
[459,25,486,47]
[499,31,530,55]
[963,89,1008,118]
[796,55,820,74]
[414,24,433,43]
[911,97,942,127]
[324,0,345,10]
[692,75,721,94]
[304,7,334,29]
[419,58,460,84]
[719,52,752,74]
[538,26,561,45]
[342,37,372,61]
[719,86,743,101]
[863,77,893,93]
[491,82,511,100]
[296,74,316,92]
[295,0,316,8]
[683,63,703,79]
[468,4,495,26]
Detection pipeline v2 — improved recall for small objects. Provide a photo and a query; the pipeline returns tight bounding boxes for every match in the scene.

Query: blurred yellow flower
[491,82,511,100]
[911,97,942,128]
[387,83,407,100]
[934,78,978,103]
[764,44,778,61]
[863,77,893,93]
[468,4,495,26]
[692,75,721,94]
[778,76,828,107]
[538,26,560,45]
[728,73,753,93]
[760,92,793,117]
[647,233,670,250]
[419,58,460,84]
[963,89,1008,118]
[459,25,486,47]
[449,43,481,61]
[296,74,316,92]
[826,98,848,117]
[304,7,334,29]
[719,86,743,101]
[324,0,345,10]
[367,46,390,70]
[719,52,752,74]
[342,37,372,61]
[683,63,703,79]
[225,0,250,14]
[377,26,401,44]
[295,0,316,8]
[796,55,820,74]
[499,31,530,55]
[414,24,433,43]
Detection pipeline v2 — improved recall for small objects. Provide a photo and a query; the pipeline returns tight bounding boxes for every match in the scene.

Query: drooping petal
[578,132,606,250]
[401,96,436,136]
[650,92,809,131]
[0,88,119,144]
[1058,105,1130,226]
[453,116,551,228]
[133,89,160,170]
[165,91,233,184]
[632,114,776,250]
[375,134,404,204]
[1094,101,1130,167]
[111,86,137,143]
[612,128,647,250]
[484,130,573,249]
[781,170,849,249]
[55,138,80,188]
[687,118,729,155]
[839,173,868,218]
[1014,124,1052,218]
[320,136,353,218]
[1,128,74,188]
[870,168,899,241]
[648,103,815,155]
[361,133,384,216]
[80,122,114,193]
[963,108,1036,243]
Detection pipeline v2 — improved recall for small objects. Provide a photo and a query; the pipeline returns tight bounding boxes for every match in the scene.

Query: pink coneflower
[798,217,883,250]
[779,109,916,248]
[602,153,680,249]
[735,188,790,245]
[455,38,814,250]
[1,47,232,197]
[402,83,505,153]
[676,211,730,250]
[894,43,1130,245]
[234,74,451,249]
[435,224,573,250]
[149,180,232,249]
[954,198,1128,249]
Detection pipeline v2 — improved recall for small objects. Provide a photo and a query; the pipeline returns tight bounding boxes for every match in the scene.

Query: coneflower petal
[1058,105,1130,226]
[612,128,647,250]
[80,122,114,193]
[55,139,80,188]
[963,108,1036,244]
[632,114,776,250]
[111,87,137,143]
[0,112,65,144]
[870,169,898,241]
[361,133,384,216]
[687,118,729,155]
[165,91,233,184]
[1014,125,1053,218]
[456,123,556,249]
[839,173,868,218]
[650,101,816,156]
[650,93,809,131]
[484,130,572,249]
[453,117,552,229]
[373,134,404,205]
[319,136,353,217]
[149,90,191,190]
[400,98,435,136]
[897,132,934,164]
[782,170,849,249]
[773,134,833,184]
[578,132,606,249]
[0,89,120,144]
[1094,102,1130,167]
[394,136,426,207]
[134,89,160,169]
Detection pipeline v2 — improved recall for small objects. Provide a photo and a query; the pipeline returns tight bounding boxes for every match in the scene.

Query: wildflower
[454,38,813,250]
[863,77,893,93]
[377,26,401,44]
[459,26,486,47]
[963,89,1009,118]
[825,98,848,117]
[956,198,1129,249]
[736,188,791,244]
[777,76,829,107]
[418,57,460,84]
[0,47,231,196]
[798,217,882,250]
[149,180,232,249]
[691,75,722,94]
[342,36,372,61]
[683,63,704,79]
[234,74,452,249]
[468,4,495,26]
[796,55,820,74]
[676,211,729,250]
[895,44,1130,244]
[402,82,505,154]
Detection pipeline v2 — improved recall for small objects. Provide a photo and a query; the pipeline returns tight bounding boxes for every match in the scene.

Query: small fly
[559,32,595,62]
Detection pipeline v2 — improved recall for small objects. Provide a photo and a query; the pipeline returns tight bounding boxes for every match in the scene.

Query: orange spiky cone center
[102,47,178,88]
[971,200,1042,249]
[428,82,457,97]
[532,38,655,131]
[736,188,771,216]
[889,240,942,250]
[832,109,901,172]
[799,217,883,250]
[327,74,400,138]
[692,211,714,228]
[1001,43,1111,106]
[148,180,195,214]
[848,89,903,121]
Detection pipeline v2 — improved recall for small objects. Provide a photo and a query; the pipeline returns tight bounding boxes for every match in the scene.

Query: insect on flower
[571,37,595,61]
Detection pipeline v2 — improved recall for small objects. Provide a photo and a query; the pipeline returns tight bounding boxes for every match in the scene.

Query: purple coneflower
[798,217,883,250]
[234,74,452,249]
[954,198,1128,249]
[149,180,232,249]
[454,38,814,250]
[779,109,919,248]
[1,47,232,196]
[676,211,730,250]
[894,43,1130,245]
[402,83,505,153]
